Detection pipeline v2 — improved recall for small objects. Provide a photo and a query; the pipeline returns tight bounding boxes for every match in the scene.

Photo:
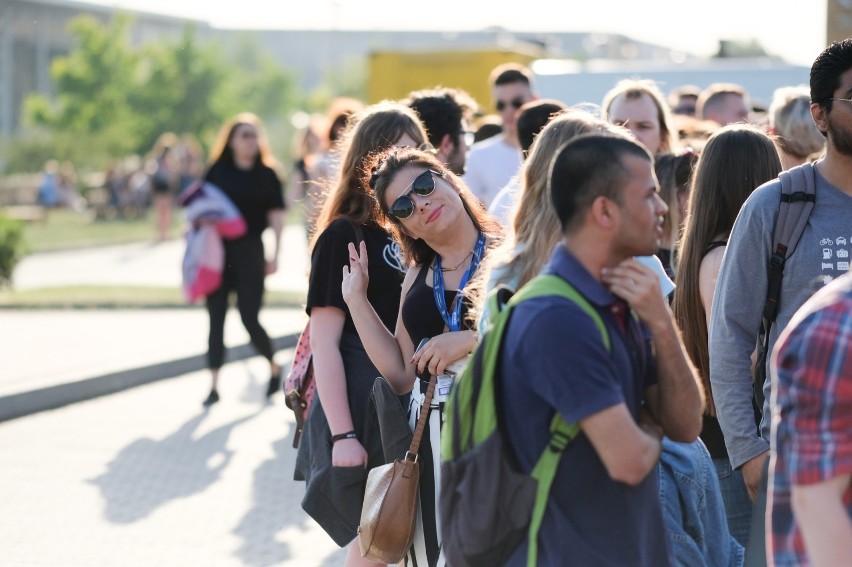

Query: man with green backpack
[441,134,703,566]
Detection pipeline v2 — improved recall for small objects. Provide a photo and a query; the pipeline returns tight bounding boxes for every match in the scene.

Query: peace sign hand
[342,241,370,305]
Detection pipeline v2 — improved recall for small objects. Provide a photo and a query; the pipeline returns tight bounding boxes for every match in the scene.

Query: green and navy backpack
[440,274,610,567]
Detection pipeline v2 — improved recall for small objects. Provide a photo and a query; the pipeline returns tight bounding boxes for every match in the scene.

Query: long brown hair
[672,124,782,414]
[654,149,698,248]
[310,101,428,250]
[208,112,280,172]
[366,147,502,267]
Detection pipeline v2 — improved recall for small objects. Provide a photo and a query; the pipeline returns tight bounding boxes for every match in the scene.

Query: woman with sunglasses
[295,102,428,567]
[342,147,501,567]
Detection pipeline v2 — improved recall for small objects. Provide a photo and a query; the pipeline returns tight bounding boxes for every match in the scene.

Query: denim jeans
[659,438,745,567]
[713,457,754,547]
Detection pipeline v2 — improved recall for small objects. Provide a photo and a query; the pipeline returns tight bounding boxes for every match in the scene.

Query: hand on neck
[563,232,621,283]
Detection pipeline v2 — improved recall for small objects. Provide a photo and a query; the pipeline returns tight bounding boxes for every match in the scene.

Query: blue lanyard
[433,232,486,332]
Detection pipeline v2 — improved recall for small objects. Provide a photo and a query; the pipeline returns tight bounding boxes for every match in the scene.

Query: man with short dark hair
[405,87,477,175]
[710,38,852,564]
[464,62,537,207]
[498,133,702,565]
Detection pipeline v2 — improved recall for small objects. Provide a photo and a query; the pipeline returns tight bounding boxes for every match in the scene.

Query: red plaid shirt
[769,274,852,567]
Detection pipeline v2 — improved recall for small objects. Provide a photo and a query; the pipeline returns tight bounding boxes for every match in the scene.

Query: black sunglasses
[389,170,441,220]
[496,97,525,112]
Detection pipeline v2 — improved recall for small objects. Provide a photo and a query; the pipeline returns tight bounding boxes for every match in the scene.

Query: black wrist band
[330,430,357,445]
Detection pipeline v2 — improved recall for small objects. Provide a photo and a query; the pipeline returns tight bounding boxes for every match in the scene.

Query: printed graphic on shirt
[383,240,406,274]
[817,234,852,274]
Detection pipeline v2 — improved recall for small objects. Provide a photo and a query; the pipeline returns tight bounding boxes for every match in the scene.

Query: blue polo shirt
[500,245,671,566]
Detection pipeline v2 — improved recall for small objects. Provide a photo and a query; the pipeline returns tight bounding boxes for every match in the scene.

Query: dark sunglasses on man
[390,169,442,220]
[495,97,525,112]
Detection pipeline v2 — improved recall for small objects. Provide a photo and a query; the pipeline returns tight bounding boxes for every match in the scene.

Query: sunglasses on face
[389,169,441,220]
[496,97,525,112]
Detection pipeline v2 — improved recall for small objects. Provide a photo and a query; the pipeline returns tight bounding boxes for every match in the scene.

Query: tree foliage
[15,15,297,172]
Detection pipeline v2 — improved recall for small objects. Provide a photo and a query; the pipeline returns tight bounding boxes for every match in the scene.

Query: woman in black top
[295,102,429,567]
[342,147,501,567]
[201,113,286,406]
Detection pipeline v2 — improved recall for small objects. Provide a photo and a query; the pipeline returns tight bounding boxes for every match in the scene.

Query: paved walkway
[1,224,350,565]
[0,355,346,566]
[2,222,312,421]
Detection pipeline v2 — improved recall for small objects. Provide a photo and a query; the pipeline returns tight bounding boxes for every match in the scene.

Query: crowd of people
[184,38,852,567]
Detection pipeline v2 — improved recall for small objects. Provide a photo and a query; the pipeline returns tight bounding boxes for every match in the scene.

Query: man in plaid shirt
[769,272,852,566]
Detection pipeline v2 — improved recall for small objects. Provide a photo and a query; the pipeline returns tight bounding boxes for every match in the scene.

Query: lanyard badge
[432,232,486,332]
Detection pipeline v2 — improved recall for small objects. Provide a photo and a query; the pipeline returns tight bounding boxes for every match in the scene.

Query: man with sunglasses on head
[463,62,537,208]
[405,87,477,176]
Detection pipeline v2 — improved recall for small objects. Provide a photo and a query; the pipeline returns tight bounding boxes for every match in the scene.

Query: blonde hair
[468,110,628,324]
[768,85,825,161]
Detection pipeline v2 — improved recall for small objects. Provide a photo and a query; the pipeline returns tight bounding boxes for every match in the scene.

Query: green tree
[219,33,298,121]
[14,17,299,172]
[23,15,140,158]
[131,26,230,153]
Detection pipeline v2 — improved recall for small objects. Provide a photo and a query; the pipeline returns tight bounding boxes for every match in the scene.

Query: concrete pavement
[0,307,307,422]
[0,222,350,565]
[2,222,312,421]
[0,355,347,566]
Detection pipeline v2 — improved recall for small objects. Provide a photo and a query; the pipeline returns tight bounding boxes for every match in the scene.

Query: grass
[0,285,305,309]
[6,206,309,308]
[21,208,187,253]
[19,206,305,253]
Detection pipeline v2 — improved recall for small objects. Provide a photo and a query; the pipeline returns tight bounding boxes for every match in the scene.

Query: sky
[85,0,828,67]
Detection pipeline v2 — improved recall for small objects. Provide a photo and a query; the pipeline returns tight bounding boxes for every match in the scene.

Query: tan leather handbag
[358,373,436,564]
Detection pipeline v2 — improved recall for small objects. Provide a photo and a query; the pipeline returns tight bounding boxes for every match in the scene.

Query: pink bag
[284,321,315,448]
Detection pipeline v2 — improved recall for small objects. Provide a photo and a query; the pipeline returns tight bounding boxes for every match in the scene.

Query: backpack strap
[510,275,611,567]
[756,163,816,406]
[763,163,816,322]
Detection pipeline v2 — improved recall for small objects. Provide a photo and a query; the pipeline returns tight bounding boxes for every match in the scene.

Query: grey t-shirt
[709,163,852,470]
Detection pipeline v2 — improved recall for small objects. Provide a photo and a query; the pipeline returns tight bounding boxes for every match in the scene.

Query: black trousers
[205,237,274,369]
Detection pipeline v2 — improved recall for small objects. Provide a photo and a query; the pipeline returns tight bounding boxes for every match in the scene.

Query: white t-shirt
[488,175,521,229]
[463,136,522,208]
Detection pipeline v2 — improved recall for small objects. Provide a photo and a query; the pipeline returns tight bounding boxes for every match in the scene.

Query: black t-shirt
[401,260,474,349]
[205,161,285,237]
[306,219,406,334]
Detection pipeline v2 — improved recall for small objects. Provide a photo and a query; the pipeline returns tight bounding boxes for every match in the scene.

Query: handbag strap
[405,314,450,461]
[406,372,436,461]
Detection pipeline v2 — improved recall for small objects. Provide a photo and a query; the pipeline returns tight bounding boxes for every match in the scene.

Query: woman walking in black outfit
[202,113,286,406]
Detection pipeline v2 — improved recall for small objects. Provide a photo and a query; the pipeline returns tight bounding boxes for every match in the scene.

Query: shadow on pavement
[233,416,347,567]
[89,411,252,524]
